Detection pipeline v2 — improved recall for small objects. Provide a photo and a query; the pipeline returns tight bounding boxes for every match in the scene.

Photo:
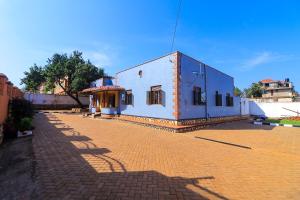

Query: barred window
[193,87,205,105]
[215,91,222,106]
[125,90,133,105]
[226,93,234,107]
[147,85,164,105]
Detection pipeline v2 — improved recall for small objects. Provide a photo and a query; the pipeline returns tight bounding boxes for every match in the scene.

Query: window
[125,90,133,105]
[215,91,222,106]
[138,70,143,78]
[226,93,234,107]
[193,87,204,105]
[147,85,164,105]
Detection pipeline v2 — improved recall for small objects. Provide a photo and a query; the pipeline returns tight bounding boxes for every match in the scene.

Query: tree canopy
[20,64,45,93]
[244,83,263,98]
[21,51,105,107]
[234,87,242,97]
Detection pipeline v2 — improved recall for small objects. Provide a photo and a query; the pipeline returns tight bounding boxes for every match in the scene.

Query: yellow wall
[93,91,119,109]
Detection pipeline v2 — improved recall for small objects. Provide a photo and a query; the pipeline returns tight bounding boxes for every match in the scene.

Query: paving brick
[32,113,300,199]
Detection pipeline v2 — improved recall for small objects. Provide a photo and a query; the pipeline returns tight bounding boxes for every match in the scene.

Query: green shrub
[18,117,33,132]
[9,99,34,125]
[3,99,34,139]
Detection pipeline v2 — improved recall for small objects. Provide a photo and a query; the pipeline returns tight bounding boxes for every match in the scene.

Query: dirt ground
[1,112,300,199]
[0,137,38,199]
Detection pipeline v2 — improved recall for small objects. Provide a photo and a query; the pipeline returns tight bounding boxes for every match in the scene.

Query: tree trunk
[58,81,83,108]
[67,92,83,108]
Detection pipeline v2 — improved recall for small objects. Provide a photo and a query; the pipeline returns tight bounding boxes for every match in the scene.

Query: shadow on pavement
[195,136,252,150]
[204,119,275,131]
[31,113,230,200]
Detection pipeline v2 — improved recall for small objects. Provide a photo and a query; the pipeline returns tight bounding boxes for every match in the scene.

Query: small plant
[9,99,34,125]
[18,117,33,132]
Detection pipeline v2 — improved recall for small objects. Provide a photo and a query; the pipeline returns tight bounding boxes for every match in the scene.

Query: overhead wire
[170,0,183,53]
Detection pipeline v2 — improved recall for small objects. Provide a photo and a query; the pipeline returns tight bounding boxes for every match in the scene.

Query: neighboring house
[82,51,242,129]
[0,73,23,144]
[259,78,295,102]
[37,83,51,94]
[38,78,68,95]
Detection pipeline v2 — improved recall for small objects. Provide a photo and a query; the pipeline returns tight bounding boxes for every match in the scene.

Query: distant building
[38,78,68,95]
[259,78,296,102]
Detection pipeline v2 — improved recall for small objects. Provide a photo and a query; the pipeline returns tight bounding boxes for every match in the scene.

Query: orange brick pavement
[33,113,300,199]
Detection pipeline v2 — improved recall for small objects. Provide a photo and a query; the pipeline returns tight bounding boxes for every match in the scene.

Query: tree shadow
[32,113,230,200]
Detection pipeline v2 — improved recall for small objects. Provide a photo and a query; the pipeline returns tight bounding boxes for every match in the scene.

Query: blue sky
[0,0,299,91]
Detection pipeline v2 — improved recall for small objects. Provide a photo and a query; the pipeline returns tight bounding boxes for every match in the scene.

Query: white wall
[249,101,300,117]
[241,98,250,115]
[24,93,89,105]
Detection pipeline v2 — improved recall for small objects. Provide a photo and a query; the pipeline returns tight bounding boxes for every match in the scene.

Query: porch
[82,86,124,115]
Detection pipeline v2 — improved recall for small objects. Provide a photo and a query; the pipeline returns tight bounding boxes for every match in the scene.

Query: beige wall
[263,89,293,98]
[38,79,67,95]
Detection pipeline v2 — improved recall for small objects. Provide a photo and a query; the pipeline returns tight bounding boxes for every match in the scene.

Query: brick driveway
[33,113,300,200]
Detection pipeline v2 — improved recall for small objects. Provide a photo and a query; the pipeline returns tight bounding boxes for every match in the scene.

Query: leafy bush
[3,99,34,139]
[9,99,34,125]
[18,117,33,132]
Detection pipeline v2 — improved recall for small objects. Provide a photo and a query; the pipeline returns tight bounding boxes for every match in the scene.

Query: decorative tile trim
[118,115,178,126]
[116,115,247,126]
[178,116,247,126]
[114,115,248,132]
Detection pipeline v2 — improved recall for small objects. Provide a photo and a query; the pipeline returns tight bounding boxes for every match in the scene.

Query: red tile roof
[260,79,275,83]
[81,86,125,93]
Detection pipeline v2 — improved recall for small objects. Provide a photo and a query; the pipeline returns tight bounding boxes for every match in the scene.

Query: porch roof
[81,85,125,93]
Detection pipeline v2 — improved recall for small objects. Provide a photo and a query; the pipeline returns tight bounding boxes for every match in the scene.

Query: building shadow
[203,119,275,131]
[32,113,230,200]
[194,136,252,150]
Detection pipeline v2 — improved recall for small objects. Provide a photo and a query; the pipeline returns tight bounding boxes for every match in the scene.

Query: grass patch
[265,119,300,126]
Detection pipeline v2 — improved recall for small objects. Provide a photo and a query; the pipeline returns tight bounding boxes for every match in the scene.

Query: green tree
[22,51,105,107]
[244,83,263,98]
[234,87,242,97]
[20,64,45,93]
